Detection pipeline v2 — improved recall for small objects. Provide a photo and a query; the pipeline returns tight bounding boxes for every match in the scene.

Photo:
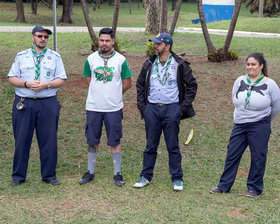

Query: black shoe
[44,179,61,185]
[10,180,23,186]
[210,187,222,194]
[114,172,124,187]
[79,171,95,185]
[245,190,258,197]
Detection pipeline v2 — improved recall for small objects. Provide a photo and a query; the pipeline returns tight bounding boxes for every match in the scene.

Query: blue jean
[11,95,60,182]
[217,116,271,195]
[140,103,183,182]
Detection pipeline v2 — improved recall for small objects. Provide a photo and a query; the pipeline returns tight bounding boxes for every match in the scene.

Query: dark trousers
[217,116,271,195]
[140,103,183,182]
[11,95,60,182]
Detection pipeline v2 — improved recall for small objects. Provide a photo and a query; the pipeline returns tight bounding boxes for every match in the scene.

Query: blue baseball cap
[32,25,52,35]
[149,33,173,45]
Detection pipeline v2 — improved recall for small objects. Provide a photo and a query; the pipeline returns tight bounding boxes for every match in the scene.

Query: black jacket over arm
[136,51,198,120]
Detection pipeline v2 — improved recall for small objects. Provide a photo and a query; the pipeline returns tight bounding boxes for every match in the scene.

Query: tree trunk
[171,0,176,11]
[222,0,242,59]
[159,0,168,33]
[112,0,120,36]
[80,0,99,51]
[59,0,73,24]
[15,0,26,23]
[145,0,159,34]
[169,0,182,36]
[259,0,264,17]
[31,0,38,15]
[197,0,215,52]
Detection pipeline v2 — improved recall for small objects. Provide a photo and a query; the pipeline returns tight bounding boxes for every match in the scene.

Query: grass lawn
[0,5,280,223]
[0,2,280,33]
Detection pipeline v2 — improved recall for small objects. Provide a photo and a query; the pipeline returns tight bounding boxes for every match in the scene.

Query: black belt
[152,103,167,107]
[25,97,51,100]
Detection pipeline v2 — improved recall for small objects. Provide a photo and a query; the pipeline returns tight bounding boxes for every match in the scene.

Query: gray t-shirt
[232,75,280,124]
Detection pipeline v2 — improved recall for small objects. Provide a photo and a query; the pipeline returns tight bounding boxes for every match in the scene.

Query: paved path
[0,26,280,38]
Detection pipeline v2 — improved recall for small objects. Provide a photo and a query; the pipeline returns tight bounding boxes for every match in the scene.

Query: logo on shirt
[94,66,114,83]
[236,80,268,99]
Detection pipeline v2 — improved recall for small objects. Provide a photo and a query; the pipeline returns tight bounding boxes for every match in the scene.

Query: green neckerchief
[154,54,173,86]
[31,44,47,80]
[98,50,115,83]
[244,73,265,109]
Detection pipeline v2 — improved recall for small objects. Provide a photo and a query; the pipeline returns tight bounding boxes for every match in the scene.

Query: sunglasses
[33,34,49,39]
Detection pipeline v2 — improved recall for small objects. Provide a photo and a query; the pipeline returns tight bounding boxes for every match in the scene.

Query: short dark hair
[99,27,115,39]
[246,53,268,77]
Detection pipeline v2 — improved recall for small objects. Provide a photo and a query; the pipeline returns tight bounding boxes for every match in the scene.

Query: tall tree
[80,0,99,51]
[170,0,182,36]
[15,0,26,23]
[197,0,215,52]
[144,0,159,34]
[159,0,168,33]
[244,0,280,16]
[59,0,73,24]
[112,0,120,36]
[259,0,264,17]
[31,0,38,15]
[197,0,242,62]
[171,0,177,11]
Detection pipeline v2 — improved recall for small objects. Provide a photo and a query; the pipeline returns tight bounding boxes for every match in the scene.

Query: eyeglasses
[33,34,49,39]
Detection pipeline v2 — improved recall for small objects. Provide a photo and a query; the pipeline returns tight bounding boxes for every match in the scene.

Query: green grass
[0,12,280,224]
[0,2,280,33]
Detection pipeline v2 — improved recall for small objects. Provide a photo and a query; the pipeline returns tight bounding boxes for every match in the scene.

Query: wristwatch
[47,82,51,89]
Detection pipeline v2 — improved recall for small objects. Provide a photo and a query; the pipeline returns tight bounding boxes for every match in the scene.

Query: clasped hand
[28,80,48,91]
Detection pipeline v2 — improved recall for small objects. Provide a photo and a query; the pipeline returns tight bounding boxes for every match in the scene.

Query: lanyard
[154,54,173,86]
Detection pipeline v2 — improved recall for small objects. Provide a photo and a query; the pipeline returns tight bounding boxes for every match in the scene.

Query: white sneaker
[133,176,150,188]
[173,180,183,191]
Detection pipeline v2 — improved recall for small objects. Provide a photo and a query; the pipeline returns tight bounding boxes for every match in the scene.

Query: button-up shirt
[8,48,67,98]
[148,56,179,104]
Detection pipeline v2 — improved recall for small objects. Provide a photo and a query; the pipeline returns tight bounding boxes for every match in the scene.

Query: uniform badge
[168,80,172,85]
[47,71,51,76]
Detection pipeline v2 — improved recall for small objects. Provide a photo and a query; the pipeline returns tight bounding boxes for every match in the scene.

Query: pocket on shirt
[42,62,56,80]
[20,63,34,72]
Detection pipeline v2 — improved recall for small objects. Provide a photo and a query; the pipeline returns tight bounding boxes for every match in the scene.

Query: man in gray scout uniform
[8,25,67,186]
[134,33,197,191]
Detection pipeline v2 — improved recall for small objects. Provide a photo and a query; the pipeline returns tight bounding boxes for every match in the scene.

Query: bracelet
[24,81,27,88]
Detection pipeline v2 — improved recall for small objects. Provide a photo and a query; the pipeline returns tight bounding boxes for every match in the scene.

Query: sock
[88,152,97,174]
[112,152,121,175]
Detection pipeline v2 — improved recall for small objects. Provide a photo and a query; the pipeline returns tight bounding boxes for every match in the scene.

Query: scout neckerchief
[154,54,173,86]
[98,50,115,83]
[32,44,47,80]
[244,73,265,109]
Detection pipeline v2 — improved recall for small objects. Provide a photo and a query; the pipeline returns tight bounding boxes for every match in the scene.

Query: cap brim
[43,29,52,35]
[149,38,162,43]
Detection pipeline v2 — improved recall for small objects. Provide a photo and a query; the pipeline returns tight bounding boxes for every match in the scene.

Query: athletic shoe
[114,172,125,187]
[79,171,95,185]
[173,180,183,191]
[133,176,150,188]
[245,190,258,197]
[210,187,222,194]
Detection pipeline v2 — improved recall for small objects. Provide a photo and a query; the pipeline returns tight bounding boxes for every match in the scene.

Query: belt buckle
[156,103,165,107]
[32,97,38,99]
